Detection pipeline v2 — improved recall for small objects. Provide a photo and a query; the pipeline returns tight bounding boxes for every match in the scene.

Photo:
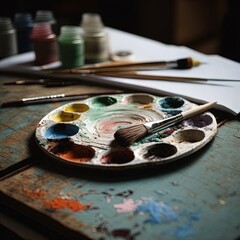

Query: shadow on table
[27,131,215,183]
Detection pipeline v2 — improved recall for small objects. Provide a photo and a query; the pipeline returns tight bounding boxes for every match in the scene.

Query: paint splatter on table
[0,75,240,240]
[0,119,240,240]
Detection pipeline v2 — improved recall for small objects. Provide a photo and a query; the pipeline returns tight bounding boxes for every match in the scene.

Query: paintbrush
[1,66,239,85]
[97,72,206,83]
[96,72,240,83]
[3,79,84,86]
[81,57,201,70]
[114,101,217,147]
[1,90,124,107]
[55,57,201,74]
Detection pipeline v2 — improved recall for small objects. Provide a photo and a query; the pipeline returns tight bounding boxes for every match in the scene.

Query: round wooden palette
[35,93,217,169]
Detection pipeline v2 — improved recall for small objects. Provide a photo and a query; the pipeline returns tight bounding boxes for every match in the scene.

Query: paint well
[44,123,79,140]
[157,96,185,114]
[186,114,213,128]
[123,93,154,105]
[51,142,95,162]
[64,103,89,113]
[143,143,177,160]
[174,129,205,143]
[36,93,218,169]
[100,148,134,164]
[50,111,80,122]
[91,96,117,107]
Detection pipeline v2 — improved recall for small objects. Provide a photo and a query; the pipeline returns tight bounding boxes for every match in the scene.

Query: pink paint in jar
[31,22,59,66]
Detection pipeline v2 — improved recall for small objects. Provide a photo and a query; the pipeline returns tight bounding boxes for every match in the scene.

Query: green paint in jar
[58,25,84,69]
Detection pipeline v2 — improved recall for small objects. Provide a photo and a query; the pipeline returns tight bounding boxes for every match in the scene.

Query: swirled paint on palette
[35,93,218,169]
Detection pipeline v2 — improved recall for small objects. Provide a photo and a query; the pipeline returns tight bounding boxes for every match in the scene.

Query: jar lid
[0,17,14,31]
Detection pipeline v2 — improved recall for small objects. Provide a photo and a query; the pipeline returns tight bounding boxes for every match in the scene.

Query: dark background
[0,0,239,62]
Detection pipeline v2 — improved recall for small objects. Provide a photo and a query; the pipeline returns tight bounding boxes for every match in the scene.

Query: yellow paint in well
[64,103,89,113]
[51,111,80,122]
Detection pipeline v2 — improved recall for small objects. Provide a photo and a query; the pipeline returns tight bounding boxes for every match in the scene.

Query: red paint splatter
[24,189,46,199]
[43,197,91,212]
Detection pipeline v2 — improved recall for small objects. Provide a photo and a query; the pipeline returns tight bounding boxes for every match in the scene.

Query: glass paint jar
[80,13,110,63]
[0,17,17,59]
[31,22,59,66]
[58,25,84,69]
[35,10,58,35]
[14,12,33,53]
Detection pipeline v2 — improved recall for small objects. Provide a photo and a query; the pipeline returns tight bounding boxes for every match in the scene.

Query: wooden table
[0,71,239,240]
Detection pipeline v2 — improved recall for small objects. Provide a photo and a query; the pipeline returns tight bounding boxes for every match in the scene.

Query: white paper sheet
[101,28,240,115]
[0,27,239,115]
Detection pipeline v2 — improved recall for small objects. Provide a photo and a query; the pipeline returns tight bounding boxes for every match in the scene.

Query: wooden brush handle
[182,101,217,119]
[145,101,217,135]
[97,72,206,82]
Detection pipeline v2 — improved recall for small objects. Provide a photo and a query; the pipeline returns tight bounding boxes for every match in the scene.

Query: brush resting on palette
[114,101,216,147]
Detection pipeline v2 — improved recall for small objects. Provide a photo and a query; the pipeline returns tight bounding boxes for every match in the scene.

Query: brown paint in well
[51,142,95,163]
[100,148,134,164]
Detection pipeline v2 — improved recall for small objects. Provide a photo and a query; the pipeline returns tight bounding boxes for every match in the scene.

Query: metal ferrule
[144,114,183,135]
[166,61,178,69]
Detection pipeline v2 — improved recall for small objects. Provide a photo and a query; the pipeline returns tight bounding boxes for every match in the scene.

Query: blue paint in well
[44,123,79,140]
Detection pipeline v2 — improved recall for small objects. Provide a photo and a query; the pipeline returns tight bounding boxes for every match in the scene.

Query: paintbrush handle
[1,90,124,107]
[55,57,199,74]
[76,57,199,70]
[75,60,134,69]
[144,101,217,134]
[69,64,169,74]
[98,72,207,82]
[182,101,217,119]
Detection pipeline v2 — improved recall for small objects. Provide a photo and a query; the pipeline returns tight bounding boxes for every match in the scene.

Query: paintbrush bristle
[114,124,148,147]
[177,58,193,69]
[177,57,200,69]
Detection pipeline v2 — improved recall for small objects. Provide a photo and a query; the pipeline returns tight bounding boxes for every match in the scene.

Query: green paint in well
[91,96,117,107]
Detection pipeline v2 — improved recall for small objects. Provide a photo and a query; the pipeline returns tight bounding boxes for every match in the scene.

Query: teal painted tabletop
[0,75,240,240]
